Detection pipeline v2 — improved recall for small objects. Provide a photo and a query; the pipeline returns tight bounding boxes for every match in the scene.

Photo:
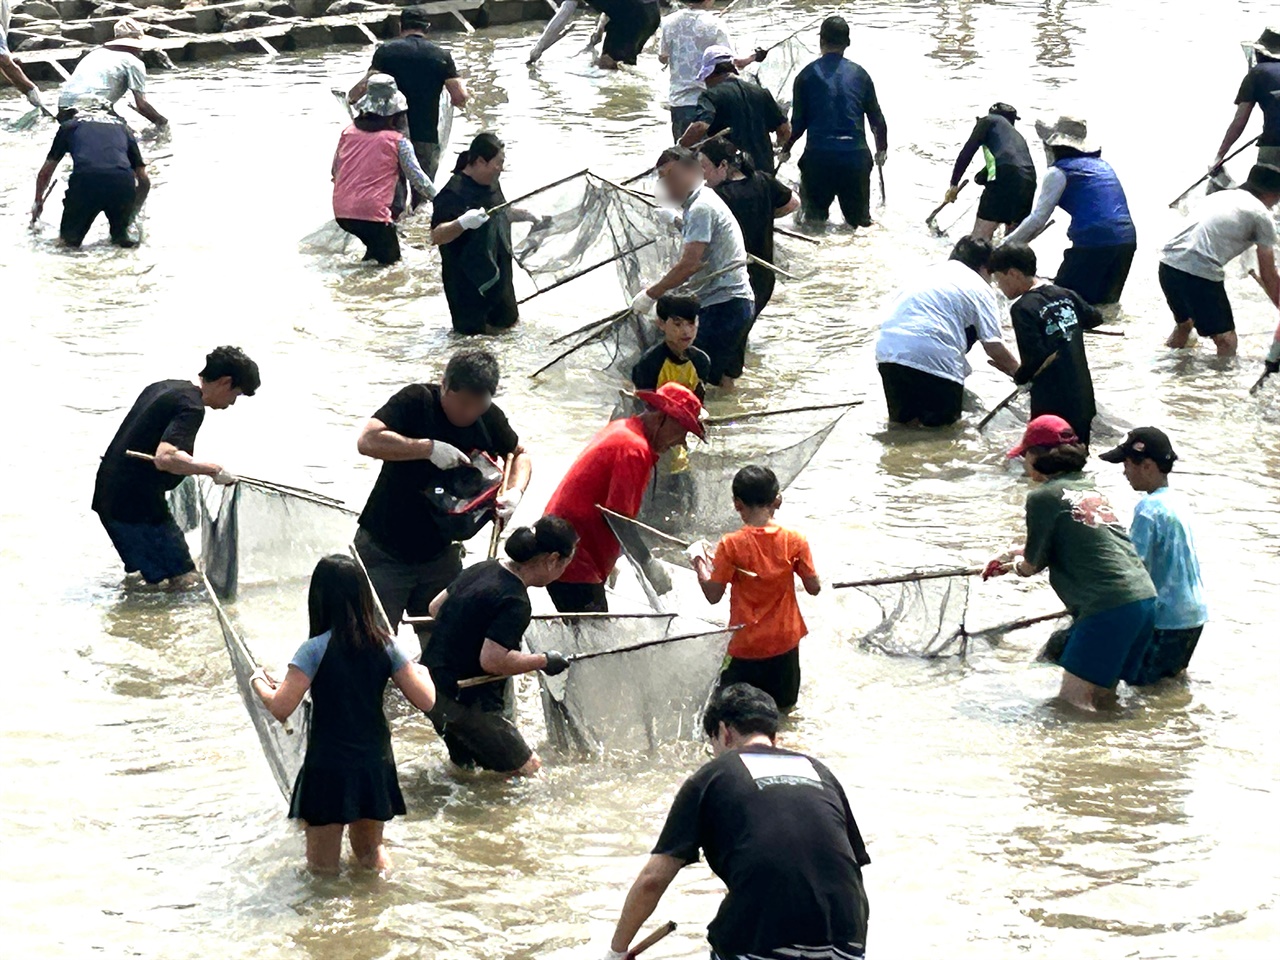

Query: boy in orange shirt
[690,465,821,710]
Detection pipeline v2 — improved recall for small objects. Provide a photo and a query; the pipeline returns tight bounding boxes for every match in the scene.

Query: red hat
[635,382,706,440]
[1007,414,1078,459]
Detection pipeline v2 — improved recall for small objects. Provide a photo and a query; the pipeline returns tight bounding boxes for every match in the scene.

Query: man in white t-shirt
[1,0,51,115]
[875,237,1020,426]
[658,0,761,140]
[1159,163,1280,357]
[57,18,167,127]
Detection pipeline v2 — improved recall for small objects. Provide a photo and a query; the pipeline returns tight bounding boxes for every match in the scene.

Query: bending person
[946,102,1036,240]
[1,0,51,116]
[252,555,437,875]
[422,518,577,776]
[57,19,166,127]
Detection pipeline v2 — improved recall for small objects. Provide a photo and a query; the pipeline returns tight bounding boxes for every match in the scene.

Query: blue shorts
[1058,597,1156,688]
[100,515,195,584]
[695,297,755,385]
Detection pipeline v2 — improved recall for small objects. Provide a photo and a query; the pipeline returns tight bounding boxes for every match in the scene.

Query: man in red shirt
[544,383,705,612]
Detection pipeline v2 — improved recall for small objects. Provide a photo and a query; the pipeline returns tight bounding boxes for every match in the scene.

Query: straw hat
[1251,27,1280,61]
[1034,115,1097,153]
[355,73,409,118]
[108,17,148,51]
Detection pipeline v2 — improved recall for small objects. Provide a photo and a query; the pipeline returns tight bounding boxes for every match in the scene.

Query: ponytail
[454,131,505,174]
[698,137,755,177]
[506,515,579,563]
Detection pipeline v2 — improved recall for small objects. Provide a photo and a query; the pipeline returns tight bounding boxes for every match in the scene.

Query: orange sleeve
[793,532,817,580]
[709,534,736,585]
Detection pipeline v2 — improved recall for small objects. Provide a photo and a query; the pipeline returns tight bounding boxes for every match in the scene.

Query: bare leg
[1057,670,1103,712]
[164,571,202,592]
[305,823,344,875]
[1212,330,1238,356]
[596,53,619,70]
[348,819,391,872]
[1166,319,1193,349]
[970,217,998,241]
[512,752,543,777]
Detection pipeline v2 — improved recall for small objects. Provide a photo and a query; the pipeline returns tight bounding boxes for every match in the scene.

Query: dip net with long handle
[523,615,733,757]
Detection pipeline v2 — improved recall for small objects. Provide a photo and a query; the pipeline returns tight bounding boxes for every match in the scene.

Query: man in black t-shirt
[355,350,531,644]
[348,6,468,201]
[680,48,790,175]
[947,103,1037,241]
[603,684,871,960]
[989,243,1101,445]
[33,106,150,248]
[592,0,662,70]
[93,346,260,589]
[1212,28,1280,171]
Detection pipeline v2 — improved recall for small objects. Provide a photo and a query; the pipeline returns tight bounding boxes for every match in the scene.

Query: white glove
[427,440,470,470]
[495,488,522,523]
[641,557,673,595]
[654,207,682,230]
[874,150,887,167]
[25,87,49,113]
[684,538,713,567]
[630,290,655,317]
[457,208,490,231]
[213,468,237,486]
[776,149,791,166]
[601,951,628,960]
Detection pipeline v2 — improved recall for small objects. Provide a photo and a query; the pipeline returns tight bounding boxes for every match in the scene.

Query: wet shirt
[57,47,146,110]
[92,380,204,524]
[694,76,786,174]
[874,260,1005,385]
[1160,188,1277,282]
[630,341,711,398]
[1010,283,1099,433]
[790,53,883,156]
[290,630,408,767]
[1023,475,1157,620]
[370,36,458,143]
[951,114,1035,185]
[47,118,142,178]
[710,524,816,659]
[424,560,531,710]
[357,383,519,564]
[1130,488,1208,631]
[681,185,754,307]
[1236,60,1280,147]
[544,417,659,584]
[713,171,791,264]
[652,745,870,958]
[431,172,515,308]
[659,8,731,108]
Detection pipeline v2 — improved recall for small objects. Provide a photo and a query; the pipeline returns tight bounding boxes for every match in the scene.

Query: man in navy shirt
[1211,27,1280,171]
[781,16,887,228]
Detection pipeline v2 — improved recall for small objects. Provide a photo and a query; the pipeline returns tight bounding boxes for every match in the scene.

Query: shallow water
[3,2,1280,958]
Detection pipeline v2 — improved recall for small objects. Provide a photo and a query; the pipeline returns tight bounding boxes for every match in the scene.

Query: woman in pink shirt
[331,74,435,265]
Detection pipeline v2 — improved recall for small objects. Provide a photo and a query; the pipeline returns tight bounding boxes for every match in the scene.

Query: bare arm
[427,588,449,618]
[132,92,167,127]
[1213,101,1253,166]
[647,241,706,297]
[478,638,549,676]
[775,193,800,217]
[348,68,376,104]
[393,661,436,712]
[253,665,310,723]
[609,855,684,954]
[431,219,467,246]
[801,574,822,596]
[356,417,435,461]
[679,121,710,149]
[508,448,532,495]
[774,120,792,148]
[34,160,55,212]
[132,166,151,214]
[982,340,1020,377]
[1257,245,1279,308]
[692,555,727,604]
[153,440,223,478]
[0,55,37,94]
[445,77,468,107]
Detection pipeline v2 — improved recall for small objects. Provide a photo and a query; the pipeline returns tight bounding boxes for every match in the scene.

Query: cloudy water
[2,1,1279,957]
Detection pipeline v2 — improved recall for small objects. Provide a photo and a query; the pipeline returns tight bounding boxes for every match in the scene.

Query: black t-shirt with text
[358,384,519,563]
[652,745,870,957]
[370,36,458,144]
[92,380,205,524]
[424,559,531,710]
[1010,283,1100,434]
[695,77,787,175]
[1237,60,1280,147]
[48,119,143,178]
[713,171,792,264]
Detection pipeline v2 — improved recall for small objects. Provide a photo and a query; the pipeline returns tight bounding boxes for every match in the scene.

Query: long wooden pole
[487,168,590,215]
[402,611,676,626]
[965,610,1069,639]
[703,399,861,427]
[976,351,1059,433]
[1169,135,1260,208]
[832,566,984,589]
[516,239,658,305]
[626,921,677,959]
[487,454,516,560]
[926,178,967,229]
[124,451,353,511]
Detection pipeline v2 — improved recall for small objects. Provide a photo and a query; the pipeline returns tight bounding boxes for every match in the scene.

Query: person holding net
[250,555,437,875]
[690,466,821,712]
[601,684,871,960]
[1,0,52,118]
[679,46,790,176]
[659,0,763,140]
[422,518,577,776]
[987,416,1157,713]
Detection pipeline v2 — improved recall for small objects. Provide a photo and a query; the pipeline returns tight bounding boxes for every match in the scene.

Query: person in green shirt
[986,415,1156,712]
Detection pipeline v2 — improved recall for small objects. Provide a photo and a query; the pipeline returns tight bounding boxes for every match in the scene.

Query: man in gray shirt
[1158,163,1280,357]
[630,146,754,386]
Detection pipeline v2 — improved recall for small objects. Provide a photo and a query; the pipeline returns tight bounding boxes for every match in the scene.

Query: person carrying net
[422,518,577,776]
[690,466,820,712]
[251,555,437,875]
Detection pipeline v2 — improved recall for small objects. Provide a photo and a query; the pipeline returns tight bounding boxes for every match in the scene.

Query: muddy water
[2,2,1279,957]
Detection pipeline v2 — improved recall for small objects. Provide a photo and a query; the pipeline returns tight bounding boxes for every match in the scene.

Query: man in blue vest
[1004,116,1137,306]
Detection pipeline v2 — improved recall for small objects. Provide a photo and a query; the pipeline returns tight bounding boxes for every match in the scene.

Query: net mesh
[524,615,733,757]
[845,577,973,659]
[747,25,820,113]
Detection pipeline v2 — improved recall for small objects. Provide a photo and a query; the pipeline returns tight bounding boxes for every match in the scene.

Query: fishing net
[747,22,820,113]
[844,575,974,659]
[524,615,733,756]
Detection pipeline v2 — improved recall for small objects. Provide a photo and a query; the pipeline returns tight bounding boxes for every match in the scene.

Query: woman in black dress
[251,554,436,874]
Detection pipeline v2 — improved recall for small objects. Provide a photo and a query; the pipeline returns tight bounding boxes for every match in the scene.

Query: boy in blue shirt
[1101,428,1208,683]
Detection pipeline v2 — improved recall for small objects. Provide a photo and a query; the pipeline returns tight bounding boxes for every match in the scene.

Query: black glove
[754,47,768,63]
[542,651,571,676]
[1266,359,1280,375]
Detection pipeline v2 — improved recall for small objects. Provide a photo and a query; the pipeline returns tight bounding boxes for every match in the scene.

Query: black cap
[1244,163,1280,194]
[989,102,1020,122]
[820,15,850,48]
[400,5,431,30]
[1099,427,1177,468]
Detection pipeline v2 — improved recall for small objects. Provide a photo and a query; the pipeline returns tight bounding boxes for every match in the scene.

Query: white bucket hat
[1034,115,1098,154]
[109,17,149,51]
[355,73,409,117]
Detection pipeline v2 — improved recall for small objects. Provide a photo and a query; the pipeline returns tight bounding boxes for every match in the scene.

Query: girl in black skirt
[251,554,436,875]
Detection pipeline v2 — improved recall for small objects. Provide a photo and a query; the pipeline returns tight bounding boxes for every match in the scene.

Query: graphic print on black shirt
[370,36,458,144]
[1010,283,1100,434]
[358,384,519,564]
[423,559,531,709]
[92,380,205,524]
[652,745,870,957]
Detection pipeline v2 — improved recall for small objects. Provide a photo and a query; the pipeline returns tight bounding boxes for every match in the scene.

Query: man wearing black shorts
[601,684,872,960]
[1159,163,1280,357]
[947,102,1036,240]
[591,0,661,69]
[93,347,260,589]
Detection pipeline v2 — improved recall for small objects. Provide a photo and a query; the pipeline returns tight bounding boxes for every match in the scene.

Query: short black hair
[656,293,699,322]
[200,346,260,396]
[702,683,780,739]
[399,5,431,30]
[656,145,699,170]
[820,15,850,48]
[732,465,780,507]
[950,236,993,272]
[987,242,1036,276]
[443,350,500,395]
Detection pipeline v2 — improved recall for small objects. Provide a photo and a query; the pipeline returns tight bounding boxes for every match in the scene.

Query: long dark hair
[1028,442,1089,476]
[699,137,756,177]
[505,516,579,563]
[307,554,391,652]
[453,131,504,174]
